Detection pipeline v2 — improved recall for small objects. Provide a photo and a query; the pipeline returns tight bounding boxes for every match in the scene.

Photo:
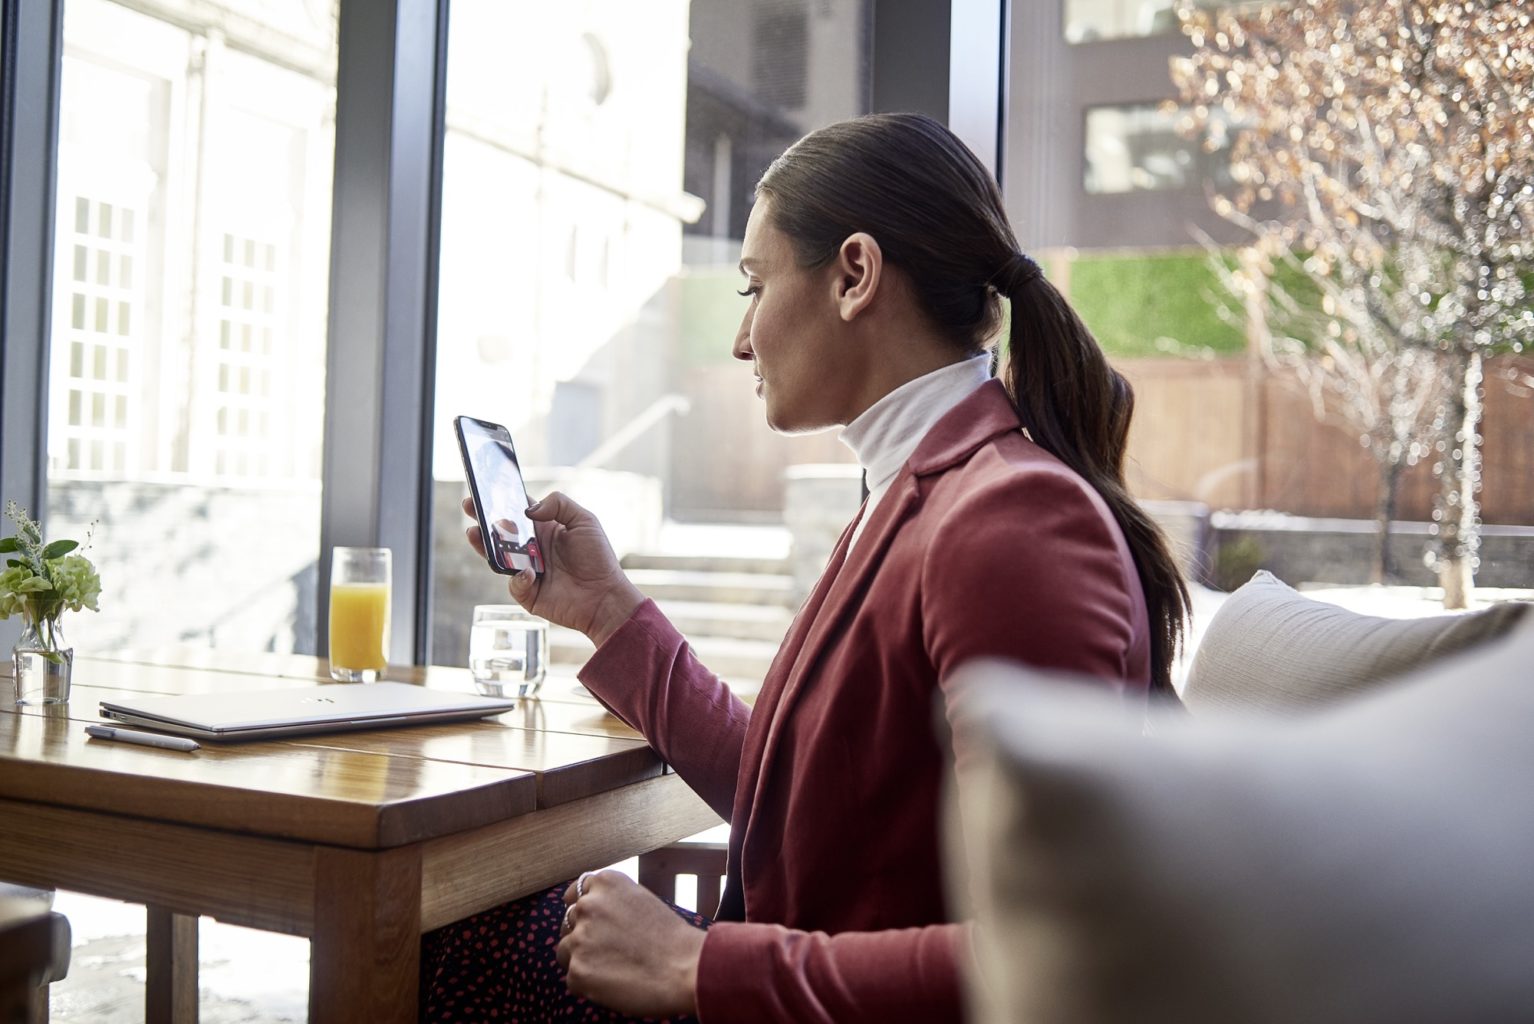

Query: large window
[429,0,871,662]
[1084,102,1231,194]
[48,0,336,653]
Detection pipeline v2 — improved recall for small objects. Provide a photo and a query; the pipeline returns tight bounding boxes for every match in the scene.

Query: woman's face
[733,200,859,433]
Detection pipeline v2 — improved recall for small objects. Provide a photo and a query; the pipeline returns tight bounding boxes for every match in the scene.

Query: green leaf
[6,558,22,569]
[0,537,16,552]
[41,539,77,559]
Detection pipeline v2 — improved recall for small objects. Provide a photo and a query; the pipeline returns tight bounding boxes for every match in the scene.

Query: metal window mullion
[868,0,1007,178]
[0,0,64,650]
[871,0,951,120]
[317,0,445,665]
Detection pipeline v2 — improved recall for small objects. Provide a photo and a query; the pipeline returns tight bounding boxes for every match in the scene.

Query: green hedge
[1066,251,1247,358]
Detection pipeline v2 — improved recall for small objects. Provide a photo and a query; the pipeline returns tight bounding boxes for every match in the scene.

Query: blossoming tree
[1173,0,1534,606]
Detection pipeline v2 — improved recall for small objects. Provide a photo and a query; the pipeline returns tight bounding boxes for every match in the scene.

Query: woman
[425,112,1188,1022]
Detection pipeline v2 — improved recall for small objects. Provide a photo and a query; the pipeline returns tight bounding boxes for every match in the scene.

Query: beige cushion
[1184,570,1531,714]
[948,622,1534,1024]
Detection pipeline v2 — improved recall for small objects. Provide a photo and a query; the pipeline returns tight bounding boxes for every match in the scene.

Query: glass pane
[47,0,337,655]
[430,2,871,664]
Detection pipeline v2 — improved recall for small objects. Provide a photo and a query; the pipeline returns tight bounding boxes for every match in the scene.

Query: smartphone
[454,415,545,576]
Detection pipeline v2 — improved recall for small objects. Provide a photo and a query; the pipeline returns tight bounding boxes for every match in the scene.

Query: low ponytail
[1002,265,1189,697]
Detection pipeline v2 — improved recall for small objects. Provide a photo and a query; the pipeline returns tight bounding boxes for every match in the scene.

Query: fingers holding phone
[461,496,487,558]
[460,495,540,601]
[455,420,643,643]
[512,491,643,646]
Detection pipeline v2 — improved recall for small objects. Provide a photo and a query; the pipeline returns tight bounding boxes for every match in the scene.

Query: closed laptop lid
[98,682,516,742]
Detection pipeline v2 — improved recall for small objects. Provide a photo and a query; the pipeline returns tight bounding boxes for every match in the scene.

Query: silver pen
[85,724,200,752]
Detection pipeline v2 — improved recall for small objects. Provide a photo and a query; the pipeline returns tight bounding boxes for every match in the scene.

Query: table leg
[145,906,198,1024]
[309,846,422,1024]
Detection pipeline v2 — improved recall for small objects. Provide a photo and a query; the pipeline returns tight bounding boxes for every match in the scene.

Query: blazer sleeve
[924,460,1143,774]
[696,921,969,1024]
[577,599,750,821]
[925,460,1140,670]
[692,461,1143,1022]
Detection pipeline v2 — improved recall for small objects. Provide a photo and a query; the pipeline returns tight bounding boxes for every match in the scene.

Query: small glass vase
[13,618,73,705]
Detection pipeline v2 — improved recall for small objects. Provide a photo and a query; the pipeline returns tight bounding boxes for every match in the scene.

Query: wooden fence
[1119,355,1533,525]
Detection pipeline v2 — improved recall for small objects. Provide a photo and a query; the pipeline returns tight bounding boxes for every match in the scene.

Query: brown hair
[756,112,1189,696]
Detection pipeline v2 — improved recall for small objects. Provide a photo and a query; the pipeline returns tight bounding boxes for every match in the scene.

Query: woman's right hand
[462,492,644,647]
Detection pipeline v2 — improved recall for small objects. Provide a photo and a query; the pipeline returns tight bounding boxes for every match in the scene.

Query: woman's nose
[731,313,753,362]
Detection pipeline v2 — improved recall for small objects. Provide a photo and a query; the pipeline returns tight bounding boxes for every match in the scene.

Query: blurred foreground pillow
[949,622,1534,1024]
[1184,570,1530,714]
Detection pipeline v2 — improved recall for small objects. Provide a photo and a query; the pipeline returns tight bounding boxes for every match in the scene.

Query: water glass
[329,547,391,682]
[469,605,547,698]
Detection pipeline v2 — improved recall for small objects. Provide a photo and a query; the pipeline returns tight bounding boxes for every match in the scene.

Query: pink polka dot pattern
[420,882,708,1022]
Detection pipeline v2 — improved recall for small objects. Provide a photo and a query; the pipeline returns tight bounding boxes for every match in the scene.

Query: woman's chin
[762,402,797,434]
[763,403,837,436]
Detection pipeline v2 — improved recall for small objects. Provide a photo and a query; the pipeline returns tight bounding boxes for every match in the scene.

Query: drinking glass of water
[469,605,547,698]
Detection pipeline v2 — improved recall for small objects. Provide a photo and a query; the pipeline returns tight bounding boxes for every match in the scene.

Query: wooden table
[0,651,722,1023]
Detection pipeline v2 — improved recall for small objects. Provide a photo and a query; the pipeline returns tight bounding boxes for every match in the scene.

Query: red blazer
[580,380,1150,1023]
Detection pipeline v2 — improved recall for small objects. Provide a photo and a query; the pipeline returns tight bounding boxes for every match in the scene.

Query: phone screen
[455,416,545,576]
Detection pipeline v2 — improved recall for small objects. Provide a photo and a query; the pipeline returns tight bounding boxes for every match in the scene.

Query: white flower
[0,502,102,622]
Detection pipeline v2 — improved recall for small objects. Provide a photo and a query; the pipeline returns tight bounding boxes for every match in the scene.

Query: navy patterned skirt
[420,883,709,1023]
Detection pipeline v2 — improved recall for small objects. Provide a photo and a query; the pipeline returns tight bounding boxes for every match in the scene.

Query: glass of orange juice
[329,547,391,682]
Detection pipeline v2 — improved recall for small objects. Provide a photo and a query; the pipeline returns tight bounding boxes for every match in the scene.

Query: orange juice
[329,582,390,671]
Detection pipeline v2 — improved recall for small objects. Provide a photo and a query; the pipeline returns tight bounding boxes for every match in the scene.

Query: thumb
[506,567,539,605]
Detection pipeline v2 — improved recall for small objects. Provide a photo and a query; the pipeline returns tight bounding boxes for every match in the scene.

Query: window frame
[0,0,65,652]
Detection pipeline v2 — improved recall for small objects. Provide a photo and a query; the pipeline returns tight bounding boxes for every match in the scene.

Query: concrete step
[626,568,795,607]
[656,600,794,643]
[550,625,777,686]
[622,552,790,576]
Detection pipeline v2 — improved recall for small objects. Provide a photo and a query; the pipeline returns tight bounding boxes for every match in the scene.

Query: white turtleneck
[839,354,992,552]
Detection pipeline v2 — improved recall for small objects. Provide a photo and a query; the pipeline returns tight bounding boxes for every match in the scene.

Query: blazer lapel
[715,506,862,921]
[757,508,862,708]
[745,472,923,812]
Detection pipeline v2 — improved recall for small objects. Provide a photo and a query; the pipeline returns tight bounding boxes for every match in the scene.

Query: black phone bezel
[453,415,544,577]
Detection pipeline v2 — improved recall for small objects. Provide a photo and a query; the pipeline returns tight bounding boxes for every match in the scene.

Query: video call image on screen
[464,421,542,574]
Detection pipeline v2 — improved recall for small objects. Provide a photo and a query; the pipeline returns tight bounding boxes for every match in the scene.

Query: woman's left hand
[557,870,706,1018]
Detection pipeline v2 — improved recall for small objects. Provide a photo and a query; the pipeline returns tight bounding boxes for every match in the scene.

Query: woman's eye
[737,286,759,298]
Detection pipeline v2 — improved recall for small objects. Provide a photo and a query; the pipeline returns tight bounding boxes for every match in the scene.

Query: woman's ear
[833,232,882,322]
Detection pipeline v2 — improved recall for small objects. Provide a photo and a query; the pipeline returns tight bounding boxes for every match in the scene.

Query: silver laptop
[98,682,517,742]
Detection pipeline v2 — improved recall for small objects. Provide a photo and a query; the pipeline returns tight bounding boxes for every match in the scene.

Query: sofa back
[1182,570,1531,715]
